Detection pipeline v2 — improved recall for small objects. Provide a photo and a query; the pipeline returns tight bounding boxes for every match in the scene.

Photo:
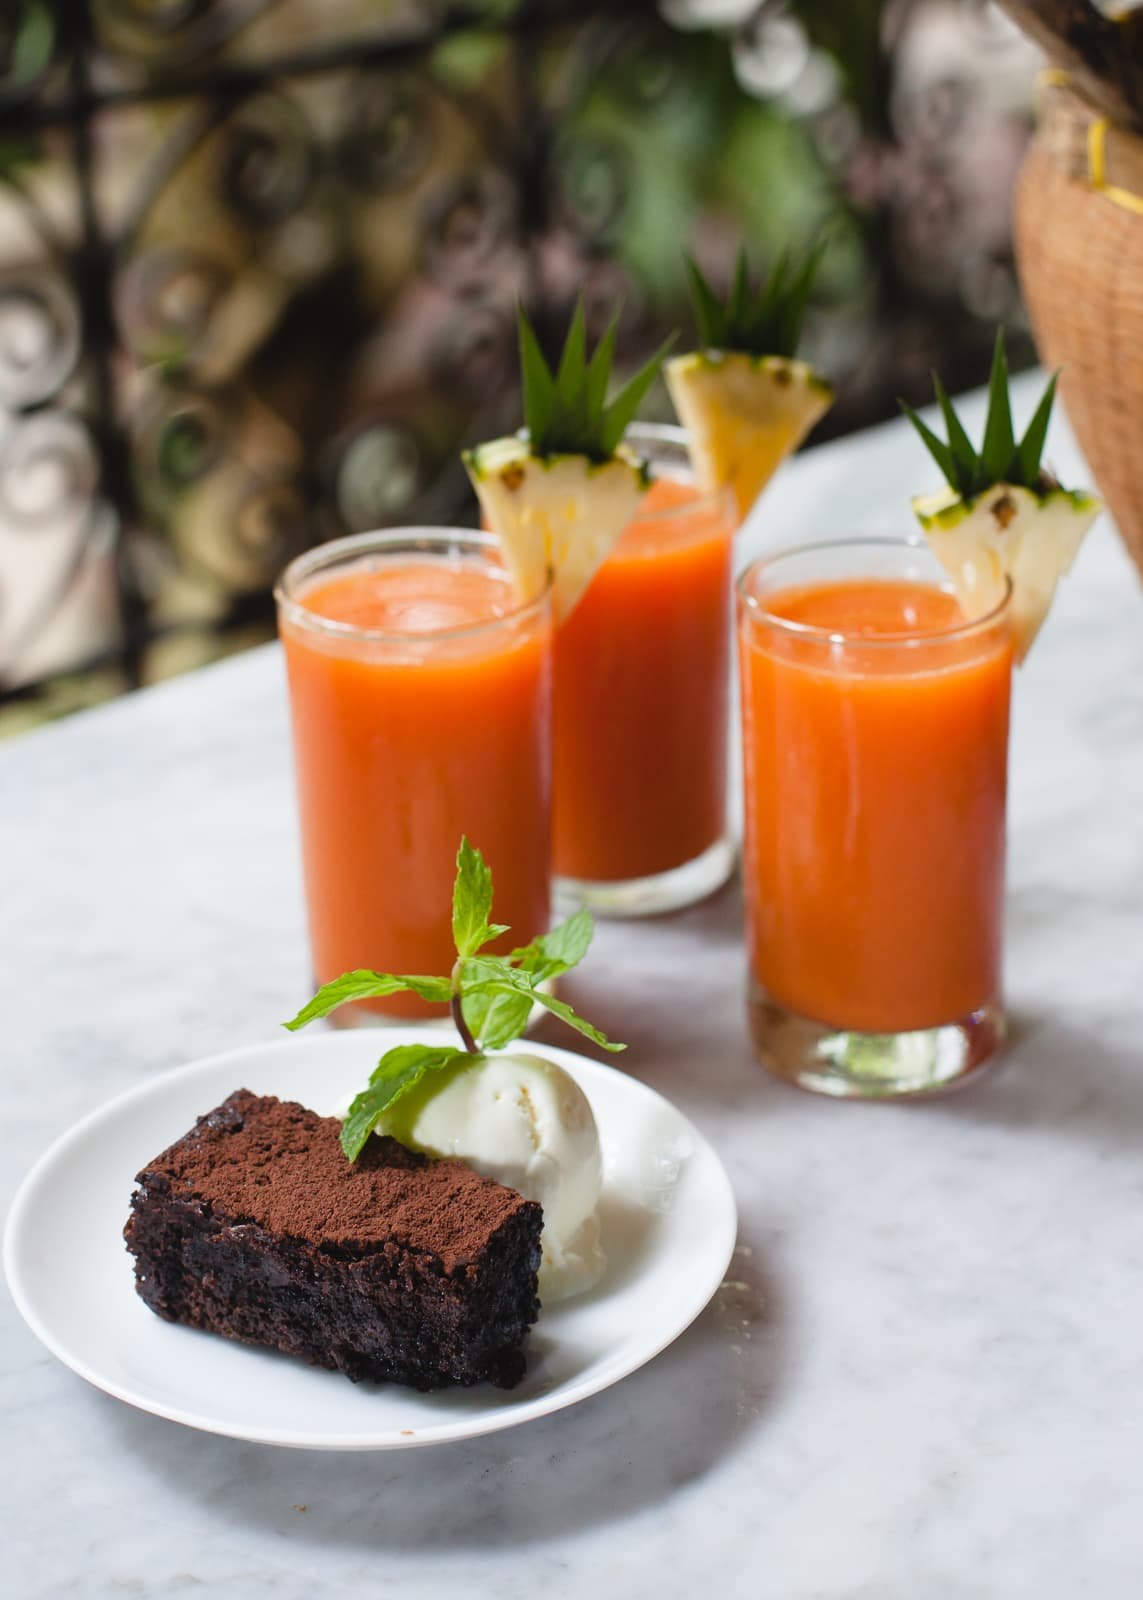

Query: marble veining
[4,376,1143,1597]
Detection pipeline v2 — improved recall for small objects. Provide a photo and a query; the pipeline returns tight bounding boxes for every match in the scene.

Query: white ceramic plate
[4,1029,737,1451]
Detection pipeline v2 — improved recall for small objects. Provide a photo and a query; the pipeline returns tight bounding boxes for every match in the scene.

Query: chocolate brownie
[124,1089,542,1390]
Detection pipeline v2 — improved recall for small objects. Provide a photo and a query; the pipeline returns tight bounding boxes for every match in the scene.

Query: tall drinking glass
[553,424,737,917]
[277,529,553,1026]
[737,536,1012,1097]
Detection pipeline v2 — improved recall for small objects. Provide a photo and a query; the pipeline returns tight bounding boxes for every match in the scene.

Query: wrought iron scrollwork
[0,0,1039,726]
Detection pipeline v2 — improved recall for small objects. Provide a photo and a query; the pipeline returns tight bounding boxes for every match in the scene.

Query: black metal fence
[0,0,1038,729]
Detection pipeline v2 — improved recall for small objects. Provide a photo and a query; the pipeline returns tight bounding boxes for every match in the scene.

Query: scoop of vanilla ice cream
[382,1051,605,1301]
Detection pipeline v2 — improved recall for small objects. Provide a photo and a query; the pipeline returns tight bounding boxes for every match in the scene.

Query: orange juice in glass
[276,530,552,1026]
[553,425,737,916]
[737,536,1012,1097]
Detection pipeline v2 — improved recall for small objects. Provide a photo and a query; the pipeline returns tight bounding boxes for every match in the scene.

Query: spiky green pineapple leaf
[901,329,1065,499]
[517,299,673,463]
[932,374,979,497]
[686,241,825,359]
[980,329,1017,484]
[1016,370,1059,487]
[584,310,619,420]
[518,307,555,452]
[900,400,959,490]
[683,255,726,349]
[598,334,676,455]
[556,297,588,414]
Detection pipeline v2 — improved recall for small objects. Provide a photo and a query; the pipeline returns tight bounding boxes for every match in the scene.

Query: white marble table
[5,377,1143,1598]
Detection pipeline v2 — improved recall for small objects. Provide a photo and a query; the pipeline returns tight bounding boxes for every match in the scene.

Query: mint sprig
[685,242,824,359]
[900,329,1060,499]
[341,1045,468,1162]
[284,838,624,1161]
[284,971,452,1029]
[518,299,675,462]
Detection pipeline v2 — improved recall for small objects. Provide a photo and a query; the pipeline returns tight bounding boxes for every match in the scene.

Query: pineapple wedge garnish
[666,247,834,523]
[464,304,670,623]
[903,333,1101,664]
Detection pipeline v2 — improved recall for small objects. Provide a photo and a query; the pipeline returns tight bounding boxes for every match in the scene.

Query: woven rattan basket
[1014,82,1143,580]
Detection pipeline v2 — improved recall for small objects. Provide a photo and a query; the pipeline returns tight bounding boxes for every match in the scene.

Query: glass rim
[623,421,736,526]
[736,534,1013,648]
[274,526,552,645]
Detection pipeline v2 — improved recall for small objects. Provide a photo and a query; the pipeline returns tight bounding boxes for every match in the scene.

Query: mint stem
[451,991,479,1054]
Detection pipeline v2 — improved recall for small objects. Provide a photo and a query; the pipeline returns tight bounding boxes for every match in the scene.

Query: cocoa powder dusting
[138,1089,530,1272]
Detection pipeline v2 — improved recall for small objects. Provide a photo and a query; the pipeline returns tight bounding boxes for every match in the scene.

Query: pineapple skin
[912,482,1102,664]
[463,436,648,622]
[666,350,833,523]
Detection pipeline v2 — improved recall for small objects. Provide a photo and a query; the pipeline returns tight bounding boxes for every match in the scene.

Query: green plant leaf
[684,253,726,348]
[452,836,508,959]
[341,1044,469,1160]
[683,242,824,359]
[584,309,619,420]
[900,400,959,487]
[511,906,594,983]
[901,333,1064,498]
[529,987,625,1051]
[730,245,751,330]
[460,984,493,1043]
[932,374,978,497]
[1016,370,1058,486]
[556,296,588,415]
[283,970,451,1030]
[518,305,554,450]
[475,973,625,1053]
[598,333,677,455]
[477,990,536,1051]
[289,834,624,1160]
[516,302,672,462]
[456,953,535,1049]
[980,329,1016,484]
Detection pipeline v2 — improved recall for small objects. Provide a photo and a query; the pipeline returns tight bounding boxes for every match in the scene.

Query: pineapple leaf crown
[901,330,1060,500]
[517,300,675,463]
[684,241,824,360]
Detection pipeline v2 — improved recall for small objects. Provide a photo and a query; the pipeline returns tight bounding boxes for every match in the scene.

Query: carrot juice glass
[737,536,1012,1098]
[276,530,552,1026]
[554,425,737,916]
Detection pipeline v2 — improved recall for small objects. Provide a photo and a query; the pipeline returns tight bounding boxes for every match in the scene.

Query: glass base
[555,835,736,920]
[748,979,1005,1100]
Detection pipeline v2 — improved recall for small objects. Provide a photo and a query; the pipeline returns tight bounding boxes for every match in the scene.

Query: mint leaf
[458,953,531,1049]
[458,953,519,991]
[283,970,451,1030]
[289,835,626,1162]
[511,906,594,984]
[341,1043,469,1160]
[463,959,625,1054]
[477,990,536,1052]
[527,988,625,1052]
[451,837,508,959]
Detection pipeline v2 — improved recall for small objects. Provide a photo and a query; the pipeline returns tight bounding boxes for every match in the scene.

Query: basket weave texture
[1014,86,1143,580]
